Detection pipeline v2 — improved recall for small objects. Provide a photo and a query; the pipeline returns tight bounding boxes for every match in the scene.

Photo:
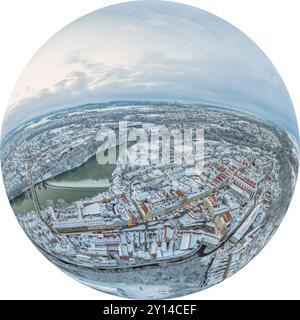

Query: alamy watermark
[96,121,204,172]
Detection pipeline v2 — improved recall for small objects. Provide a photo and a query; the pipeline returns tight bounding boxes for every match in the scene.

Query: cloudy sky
[3,0,298,139]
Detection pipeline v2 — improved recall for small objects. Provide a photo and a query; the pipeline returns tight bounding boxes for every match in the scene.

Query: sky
[2,0,298,140]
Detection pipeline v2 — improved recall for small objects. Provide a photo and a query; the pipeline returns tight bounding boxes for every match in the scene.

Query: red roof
[223,211,232,222]
[209,195,217,205]
[175,189,185,197]
[235,173,256,188]
[140,202,149,213]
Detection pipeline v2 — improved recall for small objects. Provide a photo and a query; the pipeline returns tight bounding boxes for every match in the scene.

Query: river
[11,155,116,214]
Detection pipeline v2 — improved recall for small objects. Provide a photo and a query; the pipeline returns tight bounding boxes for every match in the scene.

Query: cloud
[2,0,298,140]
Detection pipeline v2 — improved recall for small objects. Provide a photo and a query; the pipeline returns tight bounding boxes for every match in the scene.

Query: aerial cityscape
[1,102,298,298]
[1,1,299,299]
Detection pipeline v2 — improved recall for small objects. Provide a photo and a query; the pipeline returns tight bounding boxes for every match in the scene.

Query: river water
[11,155,116,214]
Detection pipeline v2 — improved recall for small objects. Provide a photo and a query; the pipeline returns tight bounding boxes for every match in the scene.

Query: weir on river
[11,155,116,214]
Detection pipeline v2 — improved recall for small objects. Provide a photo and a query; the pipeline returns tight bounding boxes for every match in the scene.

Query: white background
[0,0,299,300]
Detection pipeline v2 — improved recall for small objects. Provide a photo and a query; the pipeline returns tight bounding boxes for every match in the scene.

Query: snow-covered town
[1,102,298,296]
[17,141,280,268]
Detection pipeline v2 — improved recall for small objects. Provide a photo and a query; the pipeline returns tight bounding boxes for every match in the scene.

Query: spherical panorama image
[1,0,299,299]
